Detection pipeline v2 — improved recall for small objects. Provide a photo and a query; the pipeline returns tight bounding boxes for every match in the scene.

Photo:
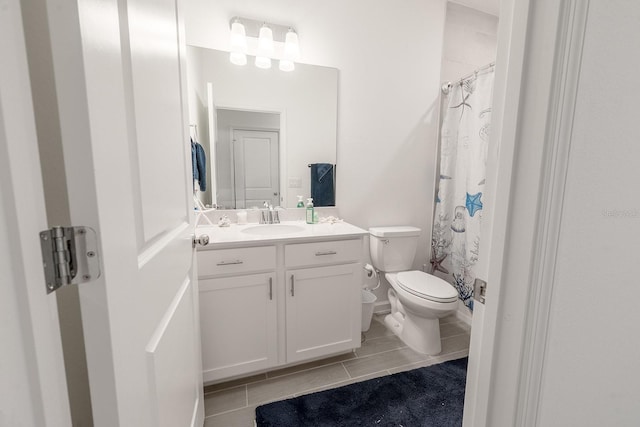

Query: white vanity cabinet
[285,240,362,363]
[196,222,366,384]
[198,246,278,383]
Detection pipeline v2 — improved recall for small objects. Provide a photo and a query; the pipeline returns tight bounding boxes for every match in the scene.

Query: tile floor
[203,313,471,427]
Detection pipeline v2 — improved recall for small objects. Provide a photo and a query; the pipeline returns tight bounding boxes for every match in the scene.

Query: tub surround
[196,217,367,384]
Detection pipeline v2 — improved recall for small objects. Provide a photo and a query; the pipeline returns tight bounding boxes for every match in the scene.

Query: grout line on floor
[338,361,350,379]
[341,361,352,379]
[260,359,349,382]
[443,331,470,339]
[353,343,411,361]
[204,376,267,396]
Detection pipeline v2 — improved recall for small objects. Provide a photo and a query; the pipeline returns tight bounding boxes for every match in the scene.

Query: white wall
[184,0,448,305]
[186,47,211,205]
[537,1,640,424]
[441,2,498,83]
[449,0,500,21]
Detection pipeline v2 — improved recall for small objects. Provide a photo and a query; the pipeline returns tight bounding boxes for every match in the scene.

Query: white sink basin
[241,224,306,236]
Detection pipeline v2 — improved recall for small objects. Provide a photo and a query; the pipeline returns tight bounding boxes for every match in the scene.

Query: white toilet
[369,226,459,355]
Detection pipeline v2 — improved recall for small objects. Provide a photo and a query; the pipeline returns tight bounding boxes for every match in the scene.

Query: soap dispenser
[296,195,304,208]
[305,198,314,224]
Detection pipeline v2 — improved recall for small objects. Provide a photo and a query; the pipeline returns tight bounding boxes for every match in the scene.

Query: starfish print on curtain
[430,67,495,310]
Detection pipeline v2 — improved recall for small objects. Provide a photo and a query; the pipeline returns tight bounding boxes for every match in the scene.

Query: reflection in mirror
[217,109,280,209]
[186,46,338,208]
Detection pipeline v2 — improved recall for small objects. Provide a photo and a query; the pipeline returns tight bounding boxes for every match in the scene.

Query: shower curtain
[430,68,494,310]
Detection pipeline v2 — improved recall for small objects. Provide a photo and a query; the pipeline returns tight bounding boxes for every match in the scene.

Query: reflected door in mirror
[231,129,279,209]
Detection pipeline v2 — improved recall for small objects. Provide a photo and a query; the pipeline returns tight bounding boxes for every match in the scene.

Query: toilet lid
[396,271,458,303]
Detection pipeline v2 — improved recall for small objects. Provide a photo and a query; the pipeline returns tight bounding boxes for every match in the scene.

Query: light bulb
[257,24,274,55]
[230,20,247,52]
[230,52,247,66]
[284,29,299,60]
[229,19,247,66]
[279,59,295,72]
[255,56,272,69]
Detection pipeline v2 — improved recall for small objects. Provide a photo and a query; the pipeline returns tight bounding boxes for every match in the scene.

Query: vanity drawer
[285,239,362,268]
[197,246,276,277]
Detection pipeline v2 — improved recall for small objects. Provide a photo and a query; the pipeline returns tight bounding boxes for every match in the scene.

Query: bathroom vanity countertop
[196,221,367,249]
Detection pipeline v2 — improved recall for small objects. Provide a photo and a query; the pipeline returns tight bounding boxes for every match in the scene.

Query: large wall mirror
[186,46,338,209]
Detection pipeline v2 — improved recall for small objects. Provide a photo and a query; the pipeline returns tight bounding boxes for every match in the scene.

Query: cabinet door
[286,264,361,363]
[200,273,277,382]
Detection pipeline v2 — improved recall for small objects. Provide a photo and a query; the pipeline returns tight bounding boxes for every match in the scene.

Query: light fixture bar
[229,17,295,44]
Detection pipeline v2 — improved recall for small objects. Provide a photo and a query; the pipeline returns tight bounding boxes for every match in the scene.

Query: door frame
[467,0,589,425]
[0,1,71,424]
[461,0,532,423]
[206,82,218,207]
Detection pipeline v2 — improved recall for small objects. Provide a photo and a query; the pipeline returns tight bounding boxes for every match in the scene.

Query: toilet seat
[396,271,458,303]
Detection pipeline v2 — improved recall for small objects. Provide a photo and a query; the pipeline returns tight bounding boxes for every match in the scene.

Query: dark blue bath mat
[255,357,468,427]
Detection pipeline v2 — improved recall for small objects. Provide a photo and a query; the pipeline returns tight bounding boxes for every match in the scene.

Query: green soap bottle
[305,198,314,224]
[297,195,304,208]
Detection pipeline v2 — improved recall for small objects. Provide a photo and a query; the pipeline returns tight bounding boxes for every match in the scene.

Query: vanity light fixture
[228,17,299,72]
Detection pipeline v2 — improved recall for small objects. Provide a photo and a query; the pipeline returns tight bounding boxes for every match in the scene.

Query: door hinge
[39,226,101,294]
[474,278,487,304]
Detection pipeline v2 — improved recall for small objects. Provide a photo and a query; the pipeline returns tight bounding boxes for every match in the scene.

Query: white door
[38,0,204,426]
[233,129,280,209]
[0,2,71,425]
[462,0,531,424]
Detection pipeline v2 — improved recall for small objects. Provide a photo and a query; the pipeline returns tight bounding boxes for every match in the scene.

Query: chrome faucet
[261,202,273,224]
[260,202,281,224]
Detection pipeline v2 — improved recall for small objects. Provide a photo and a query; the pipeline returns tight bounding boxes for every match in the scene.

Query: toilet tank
[369,226,421,272]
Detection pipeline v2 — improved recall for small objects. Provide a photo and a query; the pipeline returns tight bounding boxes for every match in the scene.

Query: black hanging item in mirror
[309,163,335,207]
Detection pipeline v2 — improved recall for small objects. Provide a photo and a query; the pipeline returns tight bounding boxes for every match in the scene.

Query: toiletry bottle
[305,198,314,224]
[297,195,304,208]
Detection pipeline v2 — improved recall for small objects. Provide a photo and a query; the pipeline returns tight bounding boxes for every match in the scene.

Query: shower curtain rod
[441,62,495,94]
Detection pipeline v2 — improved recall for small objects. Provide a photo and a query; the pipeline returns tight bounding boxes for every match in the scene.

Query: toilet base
[385,312,443,355]
[384,312,403,335]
